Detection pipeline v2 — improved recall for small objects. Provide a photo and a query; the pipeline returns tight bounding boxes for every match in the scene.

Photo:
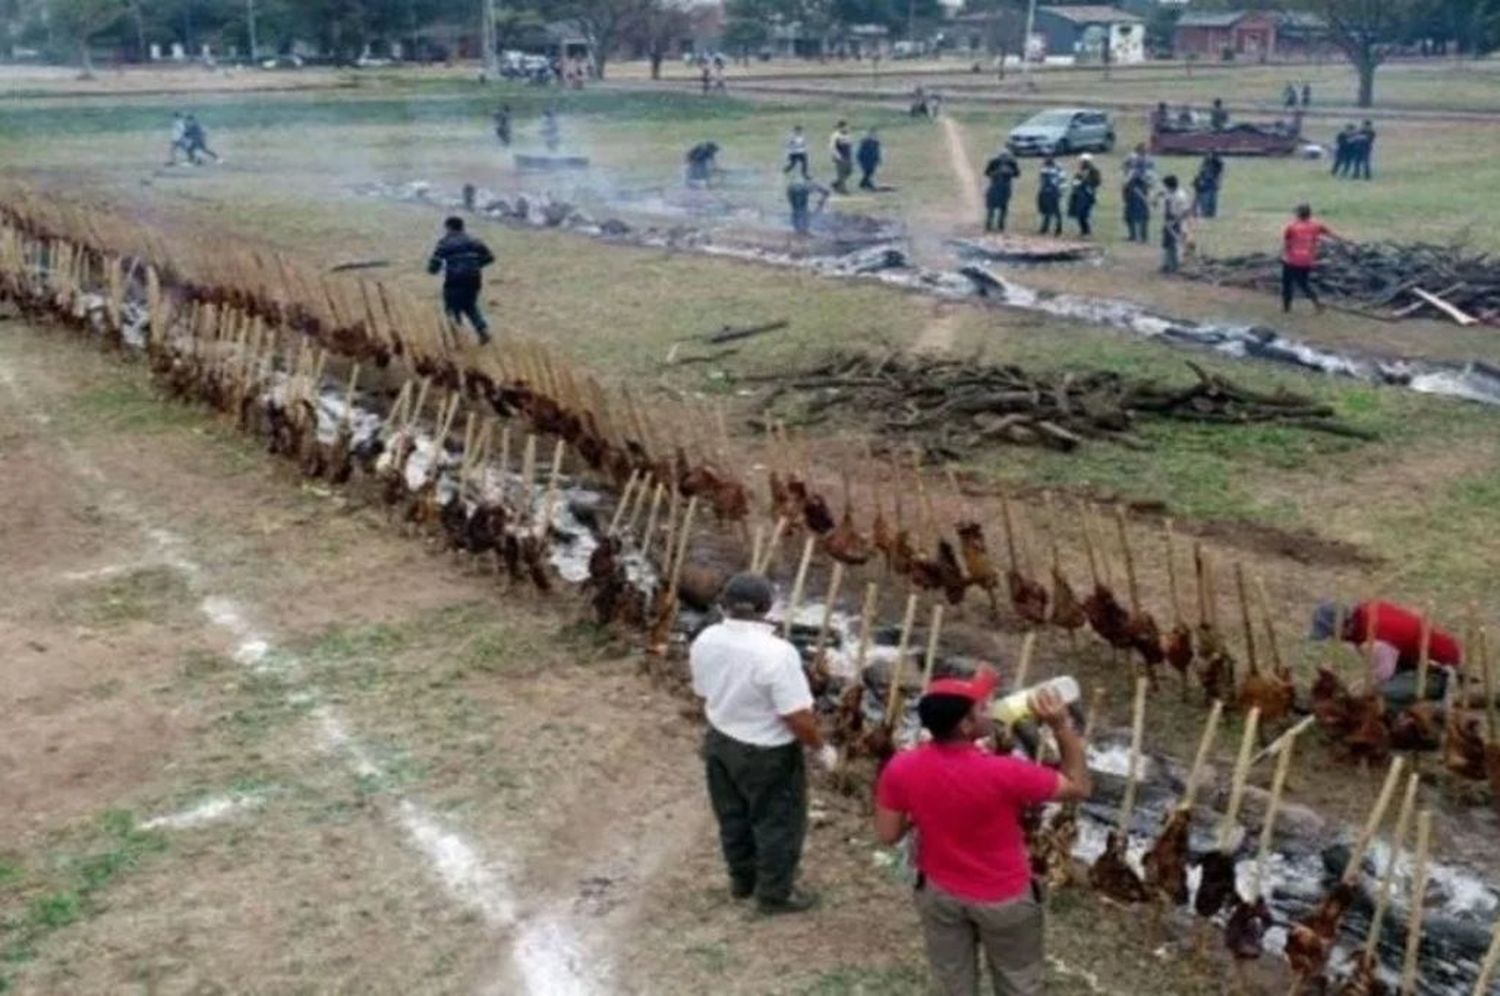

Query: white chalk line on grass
[141,792,266,831]
[0,355,607,995]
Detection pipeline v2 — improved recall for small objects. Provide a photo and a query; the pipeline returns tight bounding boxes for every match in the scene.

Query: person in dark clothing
[183,114,221,164]
[1123,171,1150,243]
[685,142,720,187]
[1301,81,1312,107]
[427,217,496,345]
[1192,152,1224,218]
[493,104,512,147]
[787,175,830,235]
[1283,82,1298,109]
[982,150,1020,232]
[856,128,882,190]
[1331,124,1356,177]
[1066,154,1101,237]
[1352,119,1376,179]
[1036,157,1065,236]
[1209,98,1229,131]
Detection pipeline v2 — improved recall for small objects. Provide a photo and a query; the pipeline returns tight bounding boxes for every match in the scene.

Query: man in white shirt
[690,572,836,914]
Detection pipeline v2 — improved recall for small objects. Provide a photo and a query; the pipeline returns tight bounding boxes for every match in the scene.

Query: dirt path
[941,115,982,221]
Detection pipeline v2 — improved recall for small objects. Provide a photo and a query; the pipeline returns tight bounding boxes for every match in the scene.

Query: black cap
[721,572,773,617]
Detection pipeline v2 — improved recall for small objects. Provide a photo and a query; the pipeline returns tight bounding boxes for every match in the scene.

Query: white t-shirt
[690,619,813,747]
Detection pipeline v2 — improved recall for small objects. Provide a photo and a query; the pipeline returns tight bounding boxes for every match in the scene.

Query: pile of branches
[1186,240,1500,324]
[749,353,1371,457]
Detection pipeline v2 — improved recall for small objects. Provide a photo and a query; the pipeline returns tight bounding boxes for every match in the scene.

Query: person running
[875,668,1091,996]
[1281,202,1342,313]
[829,121,854,194]
[691,573,836,914]
[182,114,221,164]
[783,125,809,178]
[166,112,190,165]
[1123,170,1151,243]
[982,149,1021,232]
[856,127,882,190]
[1066,153,1101,237]
[1036,157,1065,236]
[493,104,512,147]
[1192,152,1224,219]
[426,216,496,345]
[1157,174,1191,273]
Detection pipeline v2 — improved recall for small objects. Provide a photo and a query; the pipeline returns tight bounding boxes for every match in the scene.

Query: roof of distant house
[1174,11,1256,28]
[1038,6,1144,26]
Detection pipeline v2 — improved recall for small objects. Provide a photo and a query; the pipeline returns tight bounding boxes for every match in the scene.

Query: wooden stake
[811,563,846,661]
[641,483,666,559]
[1415,604,1435,701]
[1235,563,1258,674]
[1342,757,1406,884]
[669,496,700,588]
[1250,726,1297,901]
[1216,707,1262,850]
[1113,506,1143,614]
[1181,700,1224,812]
[853,582,879,674]
[536,438,566,538]
[1117,675,1149,831]
[1013,631,1037,689]
[755,516,789,574]
[1165,519,1184,628]
[1481,627,1496,744]
[748,522,765,572]
[920,603,945,690]
[1081,686,1104,741]
[1401,810,1432,996]
[1364,773,1420,960]
[1253,576,1285,673]
[883,594,920,728]
[781,536,817,637]
[1000,492,1021,574]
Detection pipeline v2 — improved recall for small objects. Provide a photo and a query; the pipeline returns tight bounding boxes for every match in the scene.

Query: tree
[619,0,691,77]
[1300,0,1420,107]
[51,0,130,76]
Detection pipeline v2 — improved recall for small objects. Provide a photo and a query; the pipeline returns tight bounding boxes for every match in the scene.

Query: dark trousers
[858,164,877,189]
[1282,263,1318,311]
[985,193,1010,232]
[442,279,490,339]
[1073,203,1093,236]
[1332,150,1348,176]
[1196,188,1218,218]
[784,152,808,177]
[703,727,807,902]
[1037,194,1061,235]
[1355,151,1372,180]
[1126,216,1149,242]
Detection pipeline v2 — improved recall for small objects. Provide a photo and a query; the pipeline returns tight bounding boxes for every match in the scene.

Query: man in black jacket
[427,217,496,345]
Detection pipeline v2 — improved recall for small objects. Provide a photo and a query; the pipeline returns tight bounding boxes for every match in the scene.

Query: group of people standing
[1331,120,1378,179]
[981,141,1216,272]
[782,121,884,234]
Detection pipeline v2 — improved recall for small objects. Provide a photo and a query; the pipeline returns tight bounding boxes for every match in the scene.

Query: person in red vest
[1310,600,1461,706]
[1281,203,1345,313]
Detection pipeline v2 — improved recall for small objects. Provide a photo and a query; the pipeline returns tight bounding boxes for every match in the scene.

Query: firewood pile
[747,352,1370,457]
[1186,240,1500,325]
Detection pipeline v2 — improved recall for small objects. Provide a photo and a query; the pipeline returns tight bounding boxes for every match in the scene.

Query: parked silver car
[1006,108,1116,156]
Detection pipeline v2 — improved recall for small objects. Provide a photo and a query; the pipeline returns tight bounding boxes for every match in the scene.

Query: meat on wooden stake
[1091,678,1149,904]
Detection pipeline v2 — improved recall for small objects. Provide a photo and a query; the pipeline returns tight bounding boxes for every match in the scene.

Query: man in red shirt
[1311,599,1462,706]
[874,670,1091,996]
[1281,203,1342,313]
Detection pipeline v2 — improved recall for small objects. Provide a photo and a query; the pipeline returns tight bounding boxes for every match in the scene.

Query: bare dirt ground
[0,318,1329,995]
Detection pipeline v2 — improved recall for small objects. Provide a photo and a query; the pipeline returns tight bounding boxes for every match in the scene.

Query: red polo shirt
[1283,219,1332,268]
[876,742,1059,903]
[1344,600,1462,670]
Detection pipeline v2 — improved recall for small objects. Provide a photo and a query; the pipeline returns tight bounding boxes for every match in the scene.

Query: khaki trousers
[915,878,1046,996]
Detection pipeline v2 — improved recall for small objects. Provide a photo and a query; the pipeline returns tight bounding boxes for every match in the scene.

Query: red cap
[924,664,999,704]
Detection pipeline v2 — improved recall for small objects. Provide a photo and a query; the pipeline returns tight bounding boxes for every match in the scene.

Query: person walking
[166,112,190,165]
[691,573,836,914]
[1157,174,1191,273]
[1192,152,1224,219]
[1352,119,1377,180]
[786,174,830,235]
[783,125,810,178]
[829,120,854,194]
[1066,154,1101,237]
[1036,157,1065,236]
[426,216,496,345]
[182,114,221,164]
[982,149,1021,232]
[1281,202,1341,313]
[856,127,882,190]
[874,668,1092,996]
[1123,170,1151,243]
[493,104,513,147]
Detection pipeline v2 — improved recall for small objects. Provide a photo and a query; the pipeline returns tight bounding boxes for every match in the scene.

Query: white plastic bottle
[990,675,1081,726]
